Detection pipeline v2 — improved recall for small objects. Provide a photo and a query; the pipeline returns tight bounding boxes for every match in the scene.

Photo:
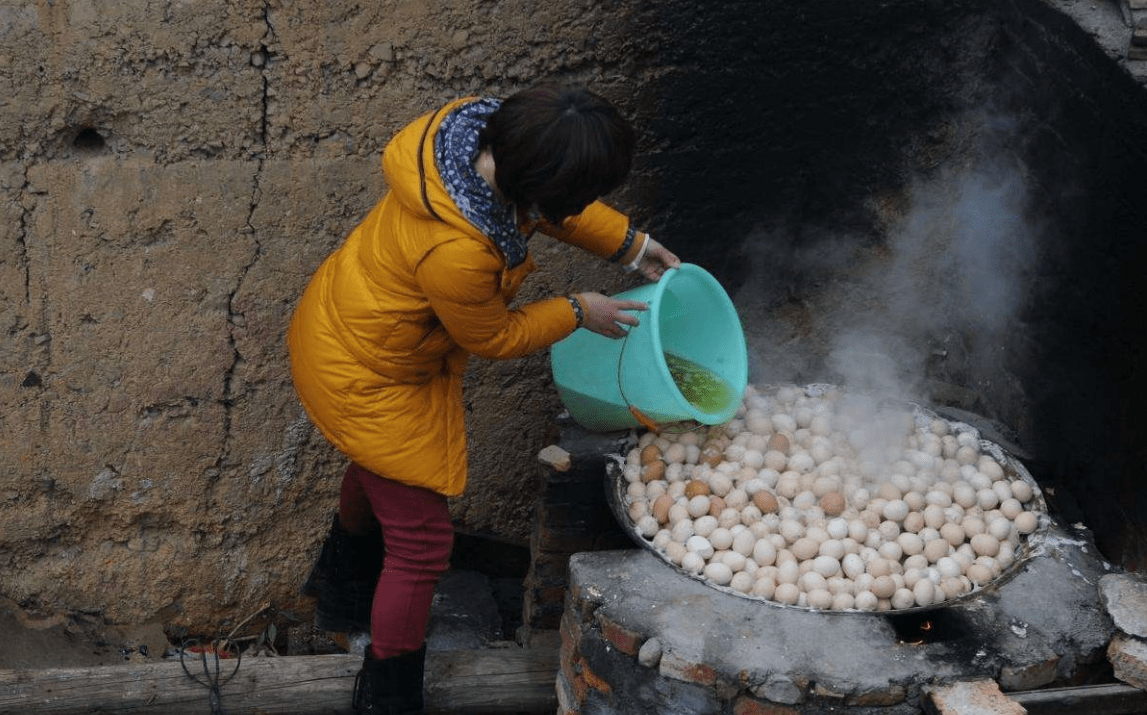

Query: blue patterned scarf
[434,98,530,268]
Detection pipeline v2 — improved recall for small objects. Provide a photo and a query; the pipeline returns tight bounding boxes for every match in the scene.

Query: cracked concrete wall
[0,0,656,632]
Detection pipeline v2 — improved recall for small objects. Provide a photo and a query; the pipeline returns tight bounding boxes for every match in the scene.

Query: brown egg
[766,432,791,455]
[684,480,711,498]
[652,494,674,524]
[642,460,666,483]
[872,575,898,599]
[708,495,728,517]
[752,490,779,513]
[819,491,845,517]
[641,444,662,464]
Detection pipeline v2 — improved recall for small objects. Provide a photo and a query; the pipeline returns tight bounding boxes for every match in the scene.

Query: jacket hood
[381,97,489,242]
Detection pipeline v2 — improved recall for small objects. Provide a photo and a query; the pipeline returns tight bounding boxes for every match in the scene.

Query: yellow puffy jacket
[288,97,635,496]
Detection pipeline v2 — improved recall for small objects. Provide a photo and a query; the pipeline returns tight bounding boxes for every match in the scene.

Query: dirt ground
[0,596,167,669]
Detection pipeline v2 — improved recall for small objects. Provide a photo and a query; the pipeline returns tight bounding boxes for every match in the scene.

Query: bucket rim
[621,263,746,425]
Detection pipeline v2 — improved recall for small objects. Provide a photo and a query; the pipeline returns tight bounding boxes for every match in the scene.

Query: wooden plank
[427,647,559,714]
[0,646,560,715]
[1008,683,1147,715]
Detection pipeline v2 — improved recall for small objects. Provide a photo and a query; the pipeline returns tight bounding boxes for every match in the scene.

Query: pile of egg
[619,383,1044,612]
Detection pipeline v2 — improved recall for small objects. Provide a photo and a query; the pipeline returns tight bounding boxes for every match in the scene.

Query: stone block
[1109,633,1147,690]
[1101,573,1147,639]
[637,636,662,668]
[1133,25,1147,48]
[538,444,572,471]
[925,680,1025,715]
[998,654,1059,691]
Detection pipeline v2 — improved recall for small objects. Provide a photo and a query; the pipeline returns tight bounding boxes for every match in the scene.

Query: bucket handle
[615,322,701,436]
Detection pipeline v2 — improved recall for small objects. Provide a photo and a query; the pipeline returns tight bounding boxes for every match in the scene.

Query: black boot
[352,646,426,714]
[301,514,383,633]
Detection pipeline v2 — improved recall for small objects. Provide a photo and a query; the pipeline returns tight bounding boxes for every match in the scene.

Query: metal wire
[615,322,703,435]
[179,638,242,715]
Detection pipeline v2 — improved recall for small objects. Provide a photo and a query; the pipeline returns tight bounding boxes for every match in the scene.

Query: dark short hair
[479,85,635,224]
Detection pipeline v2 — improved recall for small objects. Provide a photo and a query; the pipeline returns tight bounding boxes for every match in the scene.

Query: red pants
[338,463,453,659]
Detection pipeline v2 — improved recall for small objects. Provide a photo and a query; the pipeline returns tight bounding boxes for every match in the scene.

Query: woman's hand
[576,292,647,339]
[635,235,681,282]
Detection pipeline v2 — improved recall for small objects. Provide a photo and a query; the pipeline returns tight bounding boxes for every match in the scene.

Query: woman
[288,83,679,713]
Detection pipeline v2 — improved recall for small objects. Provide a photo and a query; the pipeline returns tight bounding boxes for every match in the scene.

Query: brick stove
[523,423,1143,715]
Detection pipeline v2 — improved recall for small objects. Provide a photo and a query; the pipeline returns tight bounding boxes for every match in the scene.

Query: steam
[737,112,1038,408]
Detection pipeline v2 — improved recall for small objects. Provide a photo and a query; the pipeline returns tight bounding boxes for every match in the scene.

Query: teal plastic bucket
[550,263,748,432]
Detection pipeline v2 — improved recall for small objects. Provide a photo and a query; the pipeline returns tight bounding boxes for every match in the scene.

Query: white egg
[671,519,694,543]
[774,583,800,605]
[771,412,797,434]
[681,551,706,574]
[952,483,977,509]
[693,515,718,538]
[992,480,1013,504]
[752,577,777,600]
[668,502,691,525]
[1000,498,1027,521]
[709,473,734,497]
[987,517,1012,542]
[752,539,778,566]
[779,519,804,544]
[1011,479,1034,503]
[877,520,901,542]
[842,553,866,579]
[732,529,757,556]
[687,495,712,518]
[636,515,659,538]
[966,563,993,586]
[739,505,763,527]
[725,488,749,510]
[722,551,748,573]
[976,488,999,511]
[806,588,833,610]
[882,499,910,522]
[703,561,734,586]
[741,449,765,470]
[890,588,916,610]
[936,556,962,579]
[819,539,846,561]
[685,444,702,464]
[812,555,841,578]
[878,541,904,562]
[897,532,924,557]
[709,527,734,551]
[913,578,937,607]
[776,560,801,585]
[1014,511,1038,535]
[686,535,715,559]
[788,452,816,474]
[730,571,755,593]
[854,590,878,611]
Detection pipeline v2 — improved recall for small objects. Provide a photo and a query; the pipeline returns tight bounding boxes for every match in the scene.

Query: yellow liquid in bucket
[664,352,737,415]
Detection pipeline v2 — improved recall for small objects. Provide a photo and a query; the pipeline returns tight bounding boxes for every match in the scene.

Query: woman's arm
[543,201,680,279]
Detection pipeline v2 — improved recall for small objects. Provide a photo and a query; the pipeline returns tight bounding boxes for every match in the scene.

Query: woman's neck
[475,149,501,200]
